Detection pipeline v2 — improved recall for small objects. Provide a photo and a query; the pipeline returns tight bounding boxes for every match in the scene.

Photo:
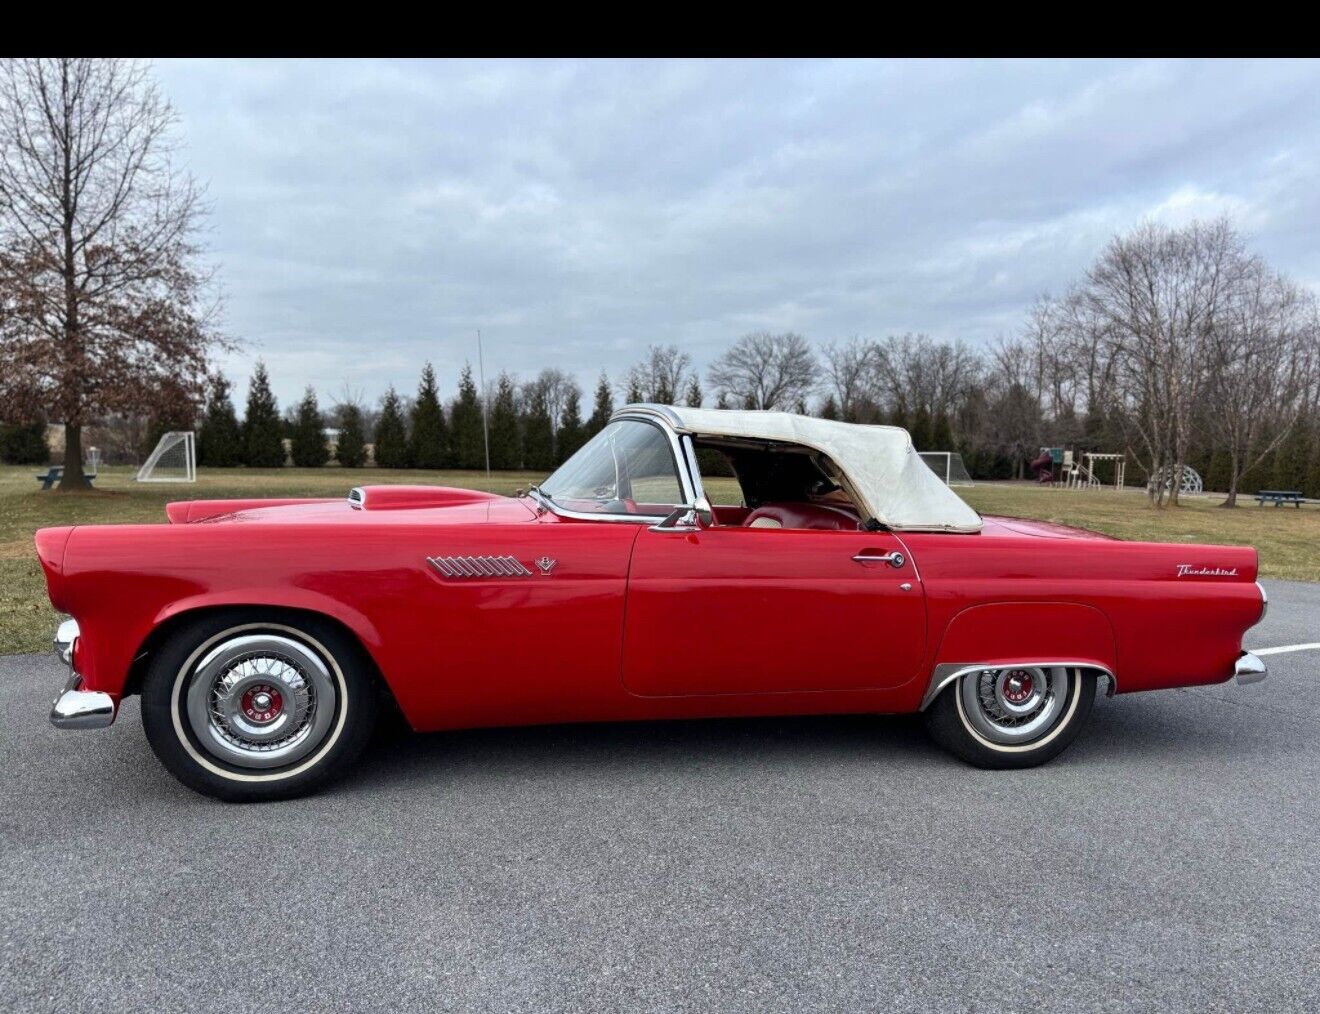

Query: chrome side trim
[50,671,116,729]
[920,660,1118,711]
[528,487,670,525]
[1234,651,1267,685]
[427,555,534,578]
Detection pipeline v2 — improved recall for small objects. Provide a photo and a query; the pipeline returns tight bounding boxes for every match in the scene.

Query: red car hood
[978,515,1118,540]
[166,486,538,526]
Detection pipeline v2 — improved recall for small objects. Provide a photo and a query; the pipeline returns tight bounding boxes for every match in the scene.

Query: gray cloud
[155,58,1320,407]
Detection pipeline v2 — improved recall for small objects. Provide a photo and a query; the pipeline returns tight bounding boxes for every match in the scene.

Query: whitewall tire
[923,666,1096,769]
[141,611,378,802]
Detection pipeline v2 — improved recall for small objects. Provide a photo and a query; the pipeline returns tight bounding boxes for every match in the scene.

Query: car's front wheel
[923,666,1096,769]
[141,611,378,802]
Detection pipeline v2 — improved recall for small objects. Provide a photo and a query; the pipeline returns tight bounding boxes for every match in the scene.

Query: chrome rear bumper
[49,619,116,729]
[1234,651,1267,686]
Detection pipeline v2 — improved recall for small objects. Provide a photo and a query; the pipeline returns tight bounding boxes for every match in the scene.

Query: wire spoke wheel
[956,666,1075,746]
[184,633,338,770]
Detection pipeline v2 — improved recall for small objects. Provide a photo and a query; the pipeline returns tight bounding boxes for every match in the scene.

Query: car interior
[692,436,866,531]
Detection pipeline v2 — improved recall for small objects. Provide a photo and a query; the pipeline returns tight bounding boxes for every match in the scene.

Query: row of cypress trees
[196,361,620,470]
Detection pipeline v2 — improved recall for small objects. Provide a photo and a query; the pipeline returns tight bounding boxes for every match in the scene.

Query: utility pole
[476,330,491,477]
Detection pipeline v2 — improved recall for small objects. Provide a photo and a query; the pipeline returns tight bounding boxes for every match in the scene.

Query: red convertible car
[38,405,1268,801]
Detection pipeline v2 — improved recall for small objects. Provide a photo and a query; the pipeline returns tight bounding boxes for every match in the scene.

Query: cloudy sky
[155,58,1320,408]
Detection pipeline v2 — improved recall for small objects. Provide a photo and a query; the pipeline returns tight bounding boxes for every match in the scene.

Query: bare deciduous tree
[624,344,692,405]
[708,331,818,410]
[822,336,876,422]
[1080,219,1239,506]
[0,58,222,490]
[1206,263,1319,506]
[526,368,577,432]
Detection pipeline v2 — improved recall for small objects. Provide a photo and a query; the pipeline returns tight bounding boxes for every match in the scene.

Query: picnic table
[34,465,96,490]
[1255,489,1303,508]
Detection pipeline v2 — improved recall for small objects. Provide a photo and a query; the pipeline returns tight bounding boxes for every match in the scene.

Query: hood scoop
[347,485,502,511]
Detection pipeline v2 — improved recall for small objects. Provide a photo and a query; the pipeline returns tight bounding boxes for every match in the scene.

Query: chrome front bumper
[1234,651,1267,686]
[50,619,116,729]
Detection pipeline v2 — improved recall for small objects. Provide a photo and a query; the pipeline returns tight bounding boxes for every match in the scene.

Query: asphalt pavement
[2,580,1317,1013]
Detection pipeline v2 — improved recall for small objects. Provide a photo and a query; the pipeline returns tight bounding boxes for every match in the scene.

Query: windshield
[539,419,686,516]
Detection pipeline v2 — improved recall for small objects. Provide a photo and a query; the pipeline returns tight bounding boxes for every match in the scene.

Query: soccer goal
[136,431,197,483]
[919,451,974,487]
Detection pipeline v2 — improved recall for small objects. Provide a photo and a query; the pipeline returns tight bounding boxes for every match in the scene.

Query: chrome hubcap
[960,666,1073,745]
[185,634,337,769]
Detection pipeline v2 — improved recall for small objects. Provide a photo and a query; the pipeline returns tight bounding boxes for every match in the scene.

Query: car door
[397,518,641,729]
[621,522,926,696]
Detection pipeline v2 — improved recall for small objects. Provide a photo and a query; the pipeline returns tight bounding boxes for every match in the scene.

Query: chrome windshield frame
[531,414,699,525]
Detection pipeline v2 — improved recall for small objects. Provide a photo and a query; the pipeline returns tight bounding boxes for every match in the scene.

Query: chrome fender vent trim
[348,487,365,509]
[427,555,534,578]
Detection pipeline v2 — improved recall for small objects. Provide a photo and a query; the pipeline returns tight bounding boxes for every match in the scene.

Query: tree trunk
[56,424,91,491]
[1221,449,1240,508]
[54,61,90,495]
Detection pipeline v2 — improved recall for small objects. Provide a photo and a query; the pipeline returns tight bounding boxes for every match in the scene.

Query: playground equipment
[1067,452,1126,491]
[1031,447,1059,483]
[1149,465,1204,496]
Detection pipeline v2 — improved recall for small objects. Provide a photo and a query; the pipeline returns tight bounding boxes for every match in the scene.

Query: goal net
[918,451,974,487]
[136,431,197,483]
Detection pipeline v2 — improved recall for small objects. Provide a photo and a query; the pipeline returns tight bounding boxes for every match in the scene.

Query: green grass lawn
[3,464,1316,654]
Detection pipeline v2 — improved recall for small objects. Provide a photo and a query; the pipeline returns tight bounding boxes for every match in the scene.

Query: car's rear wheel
[141,611,377,802]
[923,666,1096,769]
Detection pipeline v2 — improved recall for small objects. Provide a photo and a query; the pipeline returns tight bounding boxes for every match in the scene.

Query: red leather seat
[742,502,862,531]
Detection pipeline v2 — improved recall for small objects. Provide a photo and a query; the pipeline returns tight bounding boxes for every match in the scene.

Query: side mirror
[649,507,701,533]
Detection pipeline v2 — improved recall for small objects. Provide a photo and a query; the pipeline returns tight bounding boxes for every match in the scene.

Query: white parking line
[1251,643,1320,656]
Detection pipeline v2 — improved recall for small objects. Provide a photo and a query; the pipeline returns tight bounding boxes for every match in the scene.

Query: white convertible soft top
[618,404,983,533]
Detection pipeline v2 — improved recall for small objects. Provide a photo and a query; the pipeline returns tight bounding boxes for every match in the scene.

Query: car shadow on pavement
[338,690,1290,796]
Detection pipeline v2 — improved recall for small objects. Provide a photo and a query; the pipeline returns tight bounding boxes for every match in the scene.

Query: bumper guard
[1234,651,1267,686]
[49,619,116,729]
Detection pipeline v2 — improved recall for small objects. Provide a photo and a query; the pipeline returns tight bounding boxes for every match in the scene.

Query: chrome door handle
[852,551,905,568]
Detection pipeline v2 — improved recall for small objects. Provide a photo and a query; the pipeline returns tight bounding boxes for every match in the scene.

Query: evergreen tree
[1204,448,1232,494]
[290,387,328,467]
[888,395,909,431]
[684,376,702,408]
[336,403,367,468]
[522,384,555,471]
[1240,435,1276,495]
[1271,417,1311,492]
[1305,422,1320,498]
[909,405,933,450]
[0,419,49,464]
[715,391,730,410]
[144,390,198,462]
[488,373,521,470]
[243,362,286,467]
[586,372,614,437]
[451,363,486,469]
[198,374,242,467]
[373,387,409,468]
[930,411,955,452]
[408,362,451,469]
[626,376,645,404]
[556,387,585,464]
[819,395,839,420]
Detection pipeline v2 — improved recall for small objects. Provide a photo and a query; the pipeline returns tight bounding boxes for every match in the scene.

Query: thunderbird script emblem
[536,556,557,575]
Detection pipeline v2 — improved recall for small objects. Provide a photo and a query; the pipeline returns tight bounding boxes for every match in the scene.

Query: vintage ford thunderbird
[37,405,1268,801]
